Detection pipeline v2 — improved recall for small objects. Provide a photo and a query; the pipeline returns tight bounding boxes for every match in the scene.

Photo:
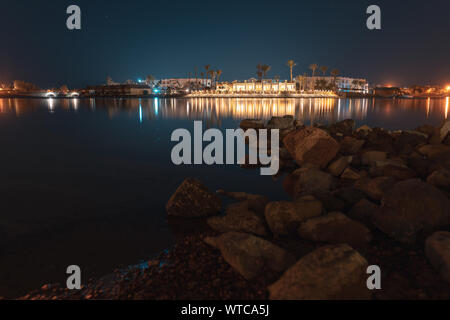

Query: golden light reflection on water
[0,97,448,127]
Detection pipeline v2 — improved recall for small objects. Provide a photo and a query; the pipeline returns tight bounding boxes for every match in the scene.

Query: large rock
[332,187,366,210]
[216,190,268,215]
[166,178,221,217]
[328,119,355,136]
[292,167,336,198]
[341,168,361,180]
[417,144,450,159]
[425,231,450,283]
[348,199,378,225]
[327,156,352,176]
[340,137,365,155]
[265,196,322,236]
[268,244,369,300]
[440,120,450,142]
[205,232,294,280]
[298,212,372,247]
[427,169,450,188]
[372,179,450,243]
[355,176,395,201]
[207,201,268,236]
[240,119,265,130]
[369,160,416,180]
[361,151,387,166]
[283,127,340,168]
[266,116,294,130]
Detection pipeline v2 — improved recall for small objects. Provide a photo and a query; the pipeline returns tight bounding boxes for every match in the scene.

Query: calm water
[0,97,448,297]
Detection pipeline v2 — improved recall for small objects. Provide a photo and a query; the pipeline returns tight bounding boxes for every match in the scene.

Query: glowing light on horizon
[445,97,448,119]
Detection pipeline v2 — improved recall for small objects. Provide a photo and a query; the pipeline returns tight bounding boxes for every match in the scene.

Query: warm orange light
[446,86,450,91]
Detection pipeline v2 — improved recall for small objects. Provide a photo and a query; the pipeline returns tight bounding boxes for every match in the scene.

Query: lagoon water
[0,97,448,297]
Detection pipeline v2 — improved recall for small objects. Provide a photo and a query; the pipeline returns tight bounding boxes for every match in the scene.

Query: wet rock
[427,169,450,188]
[417,144,450,159]
[354,176,395,201]
[372,179,450,243]
[207,201,268,237]
[240,119,265,130]
[298,212,372,247]
[312,192,346,212]
[369,160,416,180]
[283,127,340,169]
[425,231,450,283]
[348,198,378,225]
[328,119,355,136]
[327,156,352,176]
[341,168,361,180]
[292,167,336,198]
[332,187,366,210]
[166,178,221,217]
[356,125,372,137]
[361,151,387,166]
[205,232,295,280]
[364,128,395,153]
[265,197,323,236]
[393,130,427,153]
[266,116,295,130]
[216,190,268,215]
[440,120,450,142]
[268,244,369,300]
[340,137,365,155]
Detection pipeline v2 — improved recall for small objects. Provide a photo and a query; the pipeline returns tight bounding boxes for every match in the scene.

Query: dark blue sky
[1,0,449,88]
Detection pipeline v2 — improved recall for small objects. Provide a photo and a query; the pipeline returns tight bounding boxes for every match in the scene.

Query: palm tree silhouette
[286,60,296,82]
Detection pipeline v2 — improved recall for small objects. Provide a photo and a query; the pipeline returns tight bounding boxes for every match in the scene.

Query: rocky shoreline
[16,117,450,300]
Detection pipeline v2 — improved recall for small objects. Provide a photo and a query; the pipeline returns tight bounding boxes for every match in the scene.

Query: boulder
[265,197,323,236]
[312,192,346,212]
[364,128,395,153]
[266,116,295,130]
[440,120,450,142]
[268,244,369,300]
[348,198,378,225]
[298,212,372,247]
[166,178,221,217]
[205,232,295,280]
[340,137,365,155]
[283,127,340,168]
[327,156,352,176]
[425,231,450,283]
[216,190,268,215]
[207,201,268,236]
[240,119,265,130]
[427,169,450,188]
[292,167,336,198]
[372,179,450,243]
[341,168,361,180]
[355,176,396,201]
[417,144,450,159]
[369,160,416,180]
[361,151,387,166]
[393,130,428,153]
[328,119,355,136]
[332,187,366,210]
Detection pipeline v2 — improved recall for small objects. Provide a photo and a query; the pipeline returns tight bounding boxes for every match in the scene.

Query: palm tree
[261,65,271,79]
[286,60,296,82]
[309,64,318,90]
[274,75,280,93]
[146,75,155,87]
[256,64,263,81]
[204,65,211,87]
[320,66,328,76]
[194,66,198,90]
[330,69,339,92]
[216,69,222,83]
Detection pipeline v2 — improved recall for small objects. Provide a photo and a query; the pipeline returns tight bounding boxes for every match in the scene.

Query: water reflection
[0,97,448,129]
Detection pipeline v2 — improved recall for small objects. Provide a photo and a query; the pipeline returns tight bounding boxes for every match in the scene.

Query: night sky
[1,0,449,88]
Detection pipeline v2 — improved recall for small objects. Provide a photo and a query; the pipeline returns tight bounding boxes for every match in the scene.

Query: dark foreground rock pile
[19,117,450,300]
